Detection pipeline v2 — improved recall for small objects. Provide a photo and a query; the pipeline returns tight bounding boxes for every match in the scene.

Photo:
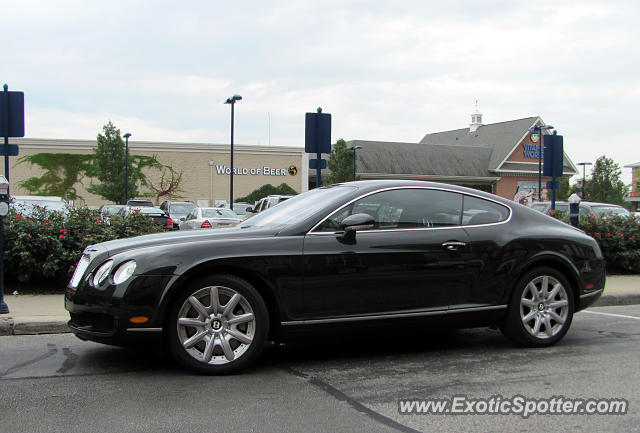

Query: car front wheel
[502,267,574,347]
[167,274,268,374]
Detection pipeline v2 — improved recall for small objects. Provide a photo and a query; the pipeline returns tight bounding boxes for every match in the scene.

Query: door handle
[442,241,467,251]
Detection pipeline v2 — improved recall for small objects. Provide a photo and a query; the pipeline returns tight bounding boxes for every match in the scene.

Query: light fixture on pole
[527,123,554,201]
[577,162,592,199]
[224,94,242,211]
[348,145,362,182]
[123,132,131,204]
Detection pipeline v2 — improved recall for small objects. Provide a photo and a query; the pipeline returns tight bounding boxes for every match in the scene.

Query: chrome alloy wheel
[519,275,569,339]
[176,285,256,365]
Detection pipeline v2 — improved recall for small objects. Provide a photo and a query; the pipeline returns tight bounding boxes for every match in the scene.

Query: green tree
[86,121,161,204]
[325,139,359,185]
[236,183,298,204]
[555,176,571,201]
[584,156,629,206]
[18,153,92,201]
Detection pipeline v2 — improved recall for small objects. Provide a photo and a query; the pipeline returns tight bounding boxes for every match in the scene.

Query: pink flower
[59,235,64,239]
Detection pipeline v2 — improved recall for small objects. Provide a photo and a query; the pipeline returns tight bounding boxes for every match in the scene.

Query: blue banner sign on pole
[309,158,327,170]
[0,89,25,138]
[0,144,19,156]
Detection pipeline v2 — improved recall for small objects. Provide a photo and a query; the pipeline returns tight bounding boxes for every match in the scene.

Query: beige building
[6,138,308,206]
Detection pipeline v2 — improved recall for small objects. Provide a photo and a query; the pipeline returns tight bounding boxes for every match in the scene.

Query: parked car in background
[531,201,630,218]
[126,198,154,207]
[252,195,294,214]
[117,206,174,230]
[218,202,253,220]
[66,180,605,374]
[99,204,126,224]
[11,195,69,216]
[179,207,243,230]
[160,200,198,230]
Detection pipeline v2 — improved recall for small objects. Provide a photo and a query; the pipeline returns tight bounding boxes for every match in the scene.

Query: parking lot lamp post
[225,95,242,211]
[577,162,592,199]
[527,123,554,201]
[123,133,131,204]
[348,145,362,181]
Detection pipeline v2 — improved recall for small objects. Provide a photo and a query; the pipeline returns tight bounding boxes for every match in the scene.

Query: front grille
[69,312,116,335]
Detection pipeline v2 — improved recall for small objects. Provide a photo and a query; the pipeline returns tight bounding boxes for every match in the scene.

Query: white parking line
[583,311,640,321]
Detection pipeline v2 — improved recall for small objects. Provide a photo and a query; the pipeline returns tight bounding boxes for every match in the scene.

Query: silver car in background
[178,207,243,230]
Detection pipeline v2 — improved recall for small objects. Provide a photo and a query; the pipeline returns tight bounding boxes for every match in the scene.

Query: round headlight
[93,260,114,287]
[113,260,137,285]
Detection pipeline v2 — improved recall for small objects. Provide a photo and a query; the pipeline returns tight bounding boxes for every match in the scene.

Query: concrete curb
[594,293,640,308]
[0,318,70,336]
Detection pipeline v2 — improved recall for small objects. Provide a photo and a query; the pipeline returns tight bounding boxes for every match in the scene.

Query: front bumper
[65,271,174,346]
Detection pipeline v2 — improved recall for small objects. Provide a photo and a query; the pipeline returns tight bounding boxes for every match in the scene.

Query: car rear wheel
[502,267,574,347]
[167,274,268,374]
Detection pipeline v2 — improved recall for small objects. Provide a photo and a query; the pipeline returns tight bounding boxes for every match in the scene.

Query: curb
[0,318,70,336]
[0,294,638,336]
[594,294,640,308]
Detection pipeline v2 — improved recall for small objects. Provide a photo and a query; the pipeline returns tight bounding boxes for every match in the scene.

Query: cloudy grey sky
[2,0,638,183]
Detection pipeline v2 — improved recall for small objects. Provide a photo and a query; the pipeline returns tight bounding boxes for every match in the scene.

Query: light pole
[224,94,242,210]
[527,123,554,201]
[577,162,592,199]
[348,145,362,181]
[123,132,131,204]
[208,160,214,206]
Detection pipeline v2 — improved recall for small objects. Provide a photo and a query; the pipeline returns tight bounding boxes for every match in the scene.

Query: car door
[294,187,479,321]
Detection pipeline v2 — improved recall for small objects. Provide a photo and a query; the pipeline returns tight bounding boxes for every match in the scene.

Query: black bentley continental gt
[65,180,605,374]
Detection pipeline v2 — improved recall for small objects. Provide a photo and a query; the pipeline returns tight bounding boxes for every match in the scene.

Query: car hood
[94,225,281,257]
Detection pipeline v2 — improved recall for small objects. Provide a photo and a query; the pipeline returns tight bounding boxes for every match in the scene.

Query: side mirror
[338,213,375,244]
[246,207,253,213]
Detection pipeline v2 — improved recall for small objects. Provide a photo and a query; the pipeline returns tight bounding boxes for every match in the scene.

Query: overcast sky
[2,0,638,183]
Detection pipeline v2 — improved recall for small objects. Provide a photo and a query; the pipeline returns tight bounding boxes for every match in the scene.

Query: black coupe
[66,180,605,374]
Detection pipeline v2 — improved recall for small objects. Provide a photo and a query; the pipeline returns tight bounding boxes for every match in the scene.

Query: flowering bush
[3,206,163,285]
[578,215,640,273]
[548,211,640,273]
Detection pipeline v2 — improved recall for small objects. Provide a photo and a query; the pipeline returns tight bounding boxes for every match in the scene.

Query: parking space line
[583,311,640,320]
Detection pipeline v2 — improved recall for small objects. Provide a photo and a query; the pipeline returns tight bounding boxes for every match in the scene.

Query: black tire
[502,267,574,347]
[166,274,268,374]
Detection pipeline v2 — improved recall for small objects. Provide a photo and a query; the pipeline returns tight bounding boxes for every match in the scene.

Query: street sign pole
[316,108,322,188]
[3,84,9,194]
[0,84,25,315]
[1,85,10,314]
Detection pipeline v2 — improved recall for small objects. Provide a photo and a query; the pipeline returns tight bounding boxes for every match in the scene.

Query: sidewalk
[1,275,639,336]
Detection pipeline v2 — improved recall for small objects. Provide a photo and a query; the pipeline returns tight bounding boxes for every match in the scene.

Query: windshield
[170,203,197,215]
[135,207,164,216]
[239,185,357,228]
[591,206,630,217]
[231,204,250,215]
[203,208,238,218]
[103,206,124,216]
[13,199,67,214]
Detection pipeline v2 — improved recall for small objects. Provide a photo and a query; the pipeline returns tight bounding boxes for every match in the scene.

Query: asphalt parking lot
[1,305,638,433]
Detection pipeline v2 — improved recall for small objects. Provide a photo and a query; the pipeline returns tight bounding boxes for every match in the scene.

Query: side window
[313,188,463,232]
[462,195,510,225]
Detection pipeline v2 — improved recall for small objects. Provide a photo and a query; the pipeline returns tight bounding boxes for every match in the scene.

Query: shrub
[3,206,163,285]
[578,215,640,273]
[548,211,640,273]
